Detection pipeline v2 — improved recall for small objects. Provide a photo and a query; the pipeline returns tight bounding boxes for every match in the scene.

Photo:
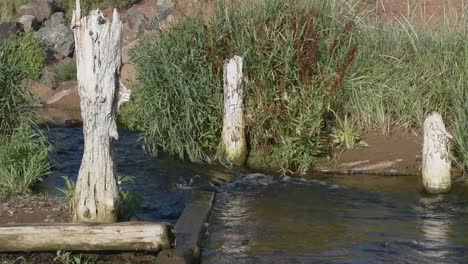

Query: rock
[23,79,54,105]
[0,22,23,40]
[121,63,137,85]
[18,15,40,32]
[46,81,80,110]
[45,12,65,27]
[122,39,138,64]
[127,10,149,36]
[19,0,54,23]
[37,22,75,60]
[156,0,174,20]
[40,66,57,89]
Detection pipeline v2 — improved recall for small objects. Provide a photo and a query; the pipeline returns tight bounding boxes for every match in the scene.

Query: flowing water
[38,109,468,263]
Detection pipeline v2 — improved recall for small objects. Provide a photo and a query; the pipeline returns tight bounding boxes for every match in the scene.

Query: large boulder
[19,0,54,23]
[0,22,23,40]
[18,15,40,32]
[37,13,74,60]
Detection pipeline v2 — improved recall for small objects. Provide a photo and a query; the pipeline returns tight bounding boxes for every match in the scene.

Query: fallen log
[0,222,174,252]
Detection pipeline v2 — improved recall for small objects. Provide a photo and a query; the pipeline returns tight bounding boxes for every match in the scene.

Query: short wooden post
[71,0,129,222]
[422,112,452,194]
[222,56,247,166]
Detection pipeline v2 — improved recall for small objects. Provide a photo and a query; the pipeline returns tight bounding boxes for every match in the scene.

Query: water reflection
[415,195,452,262]
[204,174,468,263]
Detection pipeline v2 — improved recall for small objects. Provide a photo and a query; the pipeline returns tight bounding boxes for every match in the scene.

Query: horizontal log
[0,222,174,252]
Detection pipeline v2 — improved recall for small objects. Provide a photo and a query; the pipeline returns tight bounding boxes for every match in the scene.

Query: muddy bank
[0,195,69,225]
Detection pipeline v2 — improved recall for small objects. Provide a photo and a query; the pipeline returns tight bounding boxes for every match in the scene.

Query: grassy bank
[120,0,468,174]
[0,34,50,199]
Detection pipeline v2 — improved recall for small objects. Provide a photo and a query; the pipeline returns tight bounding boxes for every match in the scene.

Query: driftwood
[71,0,129,222]
[422,112,452,194]
[222,56,247,166]
[0,222,174,252]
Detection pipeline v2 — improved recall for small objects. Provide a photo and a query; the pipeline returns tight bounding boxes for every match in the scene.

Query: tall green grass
[0,124,51,197]
[122,0,468,173]
[122,0,358,173]
[0,33,46,80]
[0,34,51,198]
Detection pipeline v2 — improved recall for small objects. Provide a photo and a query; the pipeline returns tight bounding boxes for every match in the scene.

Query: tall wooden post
[422,112,452,194]
[222,56,247,166]
[71,1,123,222]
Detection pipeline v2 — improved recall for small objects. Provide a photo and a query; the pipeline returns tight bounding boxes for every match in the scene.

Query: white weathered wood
[0,222,174,252]
[422,112,452,194]
[71,1,124,222]
[222,56,247,166]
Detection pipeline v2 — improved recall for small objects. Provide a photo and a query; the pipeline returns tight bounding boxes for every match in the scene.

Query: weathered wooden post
[422,112,452,194]
[71,0,129,222]
[222,56,247,166]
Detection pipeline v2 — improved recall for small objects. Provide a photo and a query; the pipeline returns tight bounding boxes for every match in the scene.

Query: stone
[22,79,54,105]
[37,22,75,60]
[18,15,40,32]
[40,66,57,89]
[19,0,54,23]
[0,22,23,40]
[127,9,149,36]
[45,12,65,27]
[156,0,174,21]
[121,63,137,85]
[122,39,138,64]
[46,81,80,110]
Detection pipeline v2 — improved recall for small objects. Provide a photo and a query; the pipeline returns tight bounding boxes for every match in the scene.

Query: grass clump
[453,78,468,173]
[0,124,51,196]
[54,61,77,82]
[0,60,27,135]
[123,0,358,173]
[0,34,51,198]
[0,33,46,80]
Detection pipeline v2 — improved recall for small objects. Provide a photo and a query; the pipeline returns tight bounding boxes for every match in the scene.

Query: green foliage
[0,124,51,195]
[0,59,27,135]
[0,33,46,80]
[118,175,142,220]
[453,77,468,173]
[330,111,361,150]
[54,61,77,82]
[343,18,466,131]
[57,176,76,204]
[125,18,223,161]
[123,0,357,174]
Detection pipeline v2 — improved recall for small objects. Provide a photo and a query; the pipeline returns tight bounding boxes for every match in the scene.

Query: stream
[37,109,468,263]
